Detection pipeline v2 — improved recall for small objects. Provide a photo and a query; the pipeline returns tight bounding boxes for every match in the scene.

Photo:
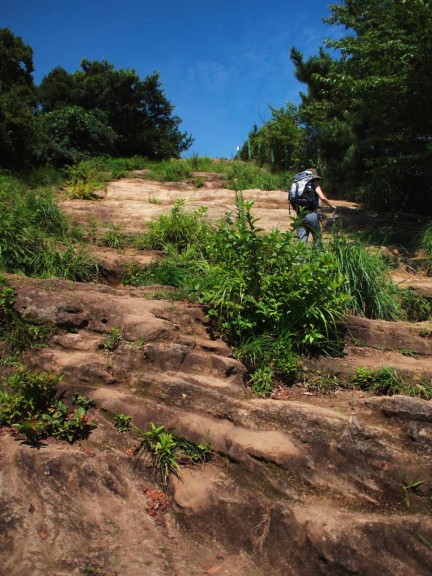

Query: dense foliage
[39,60,193,162]
[0,29,38,168]
[0,29,193,169]
[241,0,432,214]
[240,103,306,171]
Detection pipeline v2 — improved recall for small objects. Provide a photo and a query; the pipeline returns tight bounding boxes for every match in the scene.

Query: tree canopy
[0,29,193,169]
[241,0,432,213]
[0,29,38,168]
[39,59,193,162]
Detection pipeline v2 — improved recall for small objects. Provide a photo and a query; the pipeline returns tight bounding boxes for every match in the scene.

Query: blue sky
[1,0,338,158]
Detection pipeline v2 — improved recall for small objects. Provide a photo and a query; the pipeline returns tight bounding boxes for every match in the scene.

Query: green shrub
[0,366,96,443]
[113,413,132,433]
[249,367,274,397]
[198,194,348,353]
[133,193,349,394]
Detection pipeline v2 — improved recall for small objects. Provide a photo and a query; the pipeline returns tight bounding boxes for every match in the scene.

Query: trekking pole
[320,207,338,233]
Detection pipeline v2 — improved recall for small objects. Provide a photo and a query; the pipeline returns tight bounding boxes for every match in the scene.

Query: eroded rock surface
[2,175,432,575]
[1,274,432,576]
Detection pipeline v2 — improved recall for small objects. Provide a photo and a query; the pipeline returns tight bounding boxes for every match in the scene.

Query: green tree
[36,105,117,166]
[290,47,360,197]
[0,29,38,168]
[292,0,432,212]
[39,60,193,160]
[324,0,432,212]
[241,103,306,171]
[38,66,77,112]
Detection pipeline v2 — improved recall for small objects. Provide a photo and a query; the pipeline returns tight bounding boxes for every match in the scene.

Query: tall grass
[419,221,432,274]
[224,162,290,191]
[0,172,99,281]
[326,232,401,320]
[135,199,212,252]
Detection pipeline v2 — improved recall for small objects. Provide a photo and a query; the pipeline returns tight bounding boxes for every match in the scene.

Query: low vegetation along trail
[2,171,432,576]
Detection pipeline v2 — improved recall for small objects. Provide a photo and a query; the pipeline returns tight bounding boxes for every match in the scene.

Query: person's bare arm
[315,185,336,211]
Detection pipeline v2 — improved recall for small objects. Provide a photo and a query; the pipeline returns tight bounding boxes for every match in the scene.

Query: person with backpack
[288,168,336,247]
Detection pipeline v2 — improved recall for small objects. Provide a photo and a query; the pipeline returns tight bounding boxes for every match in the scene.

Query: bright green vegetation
[62,155,289,194]
[133,422,212,486]
[351,366,432,400]
[113,413,132,433]
[124,195,349,391]
[0,365,96,443]
[399,289,431,323]
[0,172,99,281]
[124,194,431,395]
[327,233,401,320]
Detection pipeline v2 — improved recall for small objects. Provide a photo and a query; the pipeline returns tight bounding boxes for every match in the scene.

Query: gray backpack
[288,170,317,211]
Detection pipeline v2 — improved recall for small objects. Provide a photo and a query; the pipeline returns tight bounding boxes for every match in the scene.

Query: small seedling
[114,413,132,433]
[71,393,95,410]
[402,473,425,508]
[102,327,123,352]
[133,422,212,485]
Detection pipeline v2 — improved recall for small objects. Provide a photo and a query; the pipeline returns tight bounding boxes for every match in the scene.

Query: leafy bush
[36,106,117,166]
[0,366,96,443]
[198,194,348,353]
[327,232,401,320]
[131,194,349,393]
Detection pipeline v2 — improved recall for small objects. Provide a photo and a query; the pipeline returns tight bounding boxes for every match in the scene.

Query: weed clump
[351,366,432,399]
[0,366,96,443]
[133,422,212,485]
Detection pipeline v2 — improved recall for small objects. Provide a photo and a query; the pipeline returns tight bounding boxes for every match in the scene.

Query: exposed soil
[1,171,432,576]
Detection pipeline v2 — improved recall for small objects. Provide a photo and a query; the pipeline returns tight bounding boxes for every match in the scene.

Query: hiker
[289,168,336,247]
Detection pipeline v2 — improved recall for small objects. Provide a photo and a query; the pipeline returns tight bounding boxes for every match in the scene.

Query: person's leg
[303,212,322,248]
[297,219,309,244]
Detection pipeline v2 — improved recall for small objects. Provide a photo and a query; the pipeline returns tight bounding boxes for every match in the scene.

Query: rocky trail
[1,172,432,576]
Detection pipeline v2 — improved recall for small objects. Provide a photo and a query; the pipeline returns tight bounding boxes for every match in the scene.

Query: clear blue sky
[1,0,338,158]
